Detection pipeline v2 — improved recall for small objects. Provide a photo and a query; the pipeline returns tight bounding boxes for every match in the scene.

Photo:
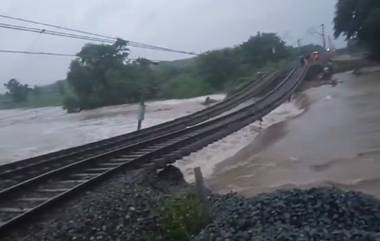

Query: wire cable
[0,23,115,43]
[0,49,76,57]
[0,14,116,40]
[0,49,164,62]
[0,15,197,55]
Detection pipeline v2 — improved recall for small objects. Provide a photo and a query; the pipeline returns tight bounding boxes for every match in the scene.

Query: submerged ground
[4,67,380,241]
[207,67,380,198]
[3,67,380,198]
[0,94,223,165]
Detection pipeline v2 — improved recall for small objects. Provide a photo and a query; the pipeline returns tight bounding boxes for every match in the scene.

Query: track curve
[0,66,307,233]
[0,72,281,190]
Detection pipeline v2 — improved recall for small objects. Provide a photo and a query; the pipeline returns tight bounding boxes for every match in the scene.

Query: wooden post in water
[194,167,208,213]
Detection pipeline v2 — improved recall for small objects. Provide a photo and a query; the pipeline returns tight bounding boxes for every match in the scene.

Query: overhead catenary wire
[0,49,164,62]
[0,49,76,57]
[0,14,116,40]
[0,15,197,55]
[0,22,117,43]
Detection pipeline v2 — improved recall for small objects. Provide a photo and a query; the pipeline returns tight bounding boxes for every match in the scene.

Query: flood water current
[207,68,380,198]
[0,94,224,165]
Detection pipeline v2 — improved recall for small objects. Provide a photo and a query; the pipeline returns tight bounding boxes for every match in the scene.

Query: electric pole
[321,24,326,50]
[307,24,327,50]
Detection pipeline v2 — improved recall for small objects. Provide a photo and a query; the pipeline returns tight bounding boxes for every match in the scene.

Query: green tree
[65,39,130,111]
[161,73,212,99]
[334,0,380,56]
[133,58,160,99]
[197,48,240,90]
[196,32,290,91]
[4,78,30,102]
[62,32,293,112]
[240,32,289,66]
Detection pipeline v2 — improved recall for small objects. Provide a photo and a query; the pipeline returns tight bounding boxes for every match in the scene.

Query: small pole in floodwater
[137,99,145,131]
[194,167,209,213]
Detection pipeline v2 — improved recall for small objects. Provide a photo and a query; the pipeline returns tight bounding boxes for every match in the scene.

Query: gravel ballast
[2,166,187,241]
[194,188,380,241]
[4,166,380,241]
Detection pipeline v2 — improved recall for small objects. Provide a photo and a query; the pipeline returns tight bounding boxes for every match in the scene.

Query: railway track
[0,72,281,190]
[0,66,306,233]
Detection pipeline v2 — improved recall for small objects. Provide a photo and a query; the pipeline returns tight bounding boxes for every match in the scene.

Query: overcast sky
[0,0,343,91]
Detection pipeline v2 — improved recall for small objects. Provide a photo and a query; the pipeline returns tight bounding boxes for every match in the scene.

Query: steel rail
[0,66,306,233]
[0,72,280,188]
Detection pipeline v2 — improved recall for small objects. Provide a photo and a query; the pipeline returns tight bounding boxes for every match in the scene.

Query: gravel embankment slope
[195,188,380,241]
[2,166,187,241]
[4,166,380,241]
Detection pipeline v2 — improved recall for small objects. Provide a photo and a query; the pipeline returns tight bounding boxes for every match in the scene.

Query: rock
[129,206,136,212]
[156,165,186,185]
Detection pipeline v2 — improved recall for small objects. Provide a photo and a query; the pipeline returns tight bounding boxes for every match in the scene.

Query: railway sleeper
[129,151,149,156]
[83,167,111,173]
[0,180,16,187]
[37,188,70,193]
[0,207,31,213]
[57,180,87,185]
[95,163,122,168]
[139,148,158,152]
[116,153,145,159]
[69,173,99,179]
[5,199,46,209]
[17,197,49,203]
[110,157,136,162]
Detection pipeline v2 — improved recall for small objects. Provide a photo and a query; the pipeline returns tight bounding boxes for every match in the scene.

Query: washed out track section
[0,72,280,190]
[0,66,306,233]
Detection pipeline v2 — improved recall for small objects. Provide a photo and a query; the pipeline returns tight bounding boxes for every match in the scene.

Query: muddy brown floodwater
[208,67,380,198]
[0,94,224,165]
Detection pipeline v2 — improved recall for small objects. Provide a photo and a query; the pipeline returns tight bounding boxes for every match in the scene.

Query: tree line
[62,33,315,112]
[60,0,380,113]
[3,1,380,111]
[1,78,65,108]
[2,32,322,112]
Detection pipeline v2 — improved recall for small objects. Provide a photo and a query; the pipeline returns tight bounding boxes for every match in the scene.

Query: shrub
[148,192,211,241]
